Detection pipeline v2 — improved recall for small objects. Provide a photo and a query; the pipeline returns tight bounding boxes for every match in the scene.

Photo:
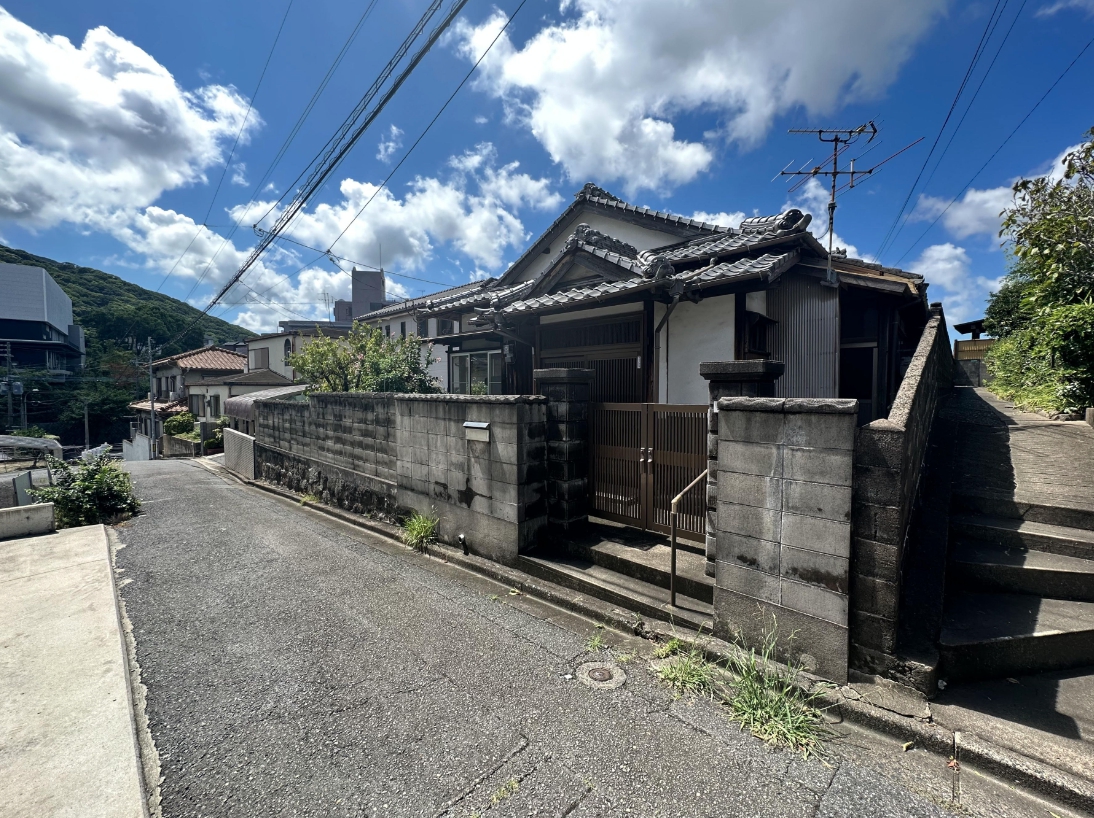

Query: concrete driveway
[113,459,1070,817]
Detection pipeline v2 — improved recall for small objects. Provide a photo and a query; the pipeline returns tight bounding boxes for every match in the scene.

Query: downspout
[654,294,681,402]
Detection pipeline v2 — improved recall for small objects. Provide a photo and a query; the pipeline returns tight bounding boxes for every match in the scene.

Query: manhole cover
[575,662,626,690]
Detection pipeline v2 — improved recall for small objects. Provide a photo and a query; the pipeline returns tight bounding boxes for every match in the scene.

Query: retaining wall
[850,309,954,676]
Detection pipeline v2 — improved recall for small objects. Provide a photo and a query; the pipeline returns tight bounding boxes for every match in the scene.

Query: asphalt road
[114,459,1069,818]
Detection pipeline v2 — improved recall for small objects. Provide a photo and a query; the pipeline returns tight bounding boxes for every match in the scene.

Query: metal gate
[589,403,708,541]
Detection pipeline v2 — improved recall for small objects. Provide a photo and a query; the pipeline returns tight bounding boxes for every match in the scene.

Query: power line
[874,0,1007,259]
[325,0,530,253]
[894,31,1094,265]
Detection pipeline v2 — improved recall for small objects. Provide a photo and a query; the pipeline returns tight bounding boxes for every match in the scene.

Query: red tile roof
[153,346,247,372]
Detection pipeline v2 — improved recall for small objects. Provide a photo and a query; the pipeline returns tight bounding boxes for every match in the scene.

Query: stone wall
[534,368,594,531]
[953,358,991,387]
[253,392,547,563]
[850,309,953,676]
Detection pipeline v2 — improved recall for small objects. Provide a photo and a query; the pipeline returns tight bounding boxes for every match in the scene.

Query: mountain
[0,243,253,356]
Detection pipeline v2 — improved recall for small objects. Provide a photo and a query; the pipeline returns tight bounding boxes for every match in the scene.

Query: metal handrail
[670,467,709,607]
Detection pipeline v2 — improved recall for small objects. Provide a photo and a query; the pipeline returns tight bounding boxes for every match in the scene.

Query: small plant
[489,778,519,806]
[401,509,439,551]
[299,493,320,505]
[653,637,685,659]
[585,631,608,652]
[30,454,140,529]
[725,626,829,758]
[163,411,196,437]
[656,643,720,699]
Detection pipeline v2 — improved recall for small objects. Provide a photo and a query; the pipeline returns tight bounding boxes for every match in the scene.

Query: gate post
[534,368,595,532]
[699,361,785,577]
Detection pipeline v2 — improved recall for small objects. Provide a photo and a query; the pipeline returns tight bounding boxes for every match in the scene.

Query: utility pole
[84,401,90,451]
[3,341,12,431]
[779,123,921,285]
[147,337,156,460]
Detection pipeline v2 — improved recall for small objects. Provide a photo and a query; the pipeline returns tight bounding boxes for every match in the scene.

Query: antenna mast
[780,123,922,285]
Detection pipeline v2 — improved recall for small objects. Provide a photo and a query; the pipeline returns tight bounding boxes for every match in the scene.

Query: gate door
[589,403,708,541]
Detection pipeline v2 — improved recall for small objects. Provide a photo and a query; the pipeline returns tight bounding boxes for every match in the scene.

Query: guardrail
[670,468,709,607]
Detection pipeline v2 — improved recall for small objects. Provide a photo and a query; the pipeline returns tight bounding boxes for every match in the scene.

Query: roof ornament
[564,224,640,258]
[738,209,811,236]
[576,182,624,202]
[637,251,675,280]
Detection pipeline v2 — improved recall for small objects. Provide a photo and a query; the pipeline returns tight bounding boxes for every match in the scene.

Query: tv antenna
[778,123,922,285]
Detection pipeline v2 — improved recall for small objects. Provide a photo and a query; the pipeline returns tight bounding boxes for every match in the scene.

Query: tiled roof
[650,209,813,264]
[500,251,798,315]
[195,369,293,386]
[359,279,494,321]
[154,346,247,372]
[128,398,188,414]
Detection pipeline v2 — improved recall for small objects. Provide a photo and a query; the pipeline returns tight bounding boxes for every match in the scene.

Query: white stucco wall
[247,336,295,379]
[656,294,735,405]
[515,211,690,284]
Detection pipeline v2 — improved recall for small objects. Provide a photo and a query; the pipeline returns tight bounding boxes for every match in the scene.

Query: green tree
[987,127,1094,413]
[287,321,440,394]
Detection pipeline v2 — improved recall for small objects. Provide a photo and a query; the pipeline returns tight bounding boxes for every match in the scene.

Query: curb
[205,461,1094,815]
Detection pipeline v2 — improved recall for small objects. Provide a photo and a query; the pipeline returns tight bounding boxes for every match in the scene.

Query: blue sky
[0,0,1091,332]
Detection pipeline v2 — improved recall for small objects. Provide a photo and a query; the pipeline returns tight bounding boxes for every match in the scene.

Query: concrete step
[564,540,714,604]
[952,492,1094,533]
[950,514,1094,561]
[938,592,1094,681]
[951,541,1094,602]
[516,553,713,632]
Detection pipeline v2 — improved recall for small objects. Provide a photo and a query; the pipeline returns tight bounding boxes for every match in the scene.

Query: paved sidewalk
[0,525,147,818]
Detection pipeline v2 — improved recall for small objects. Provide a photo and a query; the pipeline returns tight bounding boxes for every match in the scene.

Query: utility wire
[894,31,1094,266]
[325,0,528,254]
[874,0,1007,259]
[167,0,470,345]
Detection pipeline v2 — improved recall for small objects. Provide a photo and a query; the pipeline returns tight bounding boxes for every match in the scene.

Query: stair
[940,493,1094,681]
[518,518,715,631]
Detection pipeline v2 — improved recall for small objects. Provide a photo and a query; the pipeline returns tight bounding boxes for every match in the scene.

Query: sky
[0,0,1091,333]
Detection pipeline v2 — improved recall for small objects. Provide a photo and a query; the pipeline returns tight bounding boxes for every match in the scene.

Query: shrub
[401,509,438,551]
[30,454,140,528]
[163,412,196,436]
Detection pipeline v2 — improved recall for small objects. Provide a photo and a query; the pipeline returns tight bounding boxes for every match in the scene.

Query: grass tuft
[655,642,720,699]
[725,625,829,758]
[653,637,685,659]
[299,493,320,505]
[585,632,607,652]
[401,510,439,552]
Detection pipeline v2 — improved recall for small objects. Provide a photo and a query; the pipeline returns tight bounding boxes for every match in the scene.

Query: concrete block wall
[393,394,547,563]
[223,428,255,480]
[850,310,953,676]
[534,368,594,531]
[253,391,548,564]
[712,396,857,684]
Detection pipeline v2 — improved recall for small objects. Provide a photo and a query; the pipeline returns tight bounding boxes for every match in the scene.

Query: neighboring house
[246,325,351,381]
[224,383,310,436]
[0,262,85,379]
[121,397,188,461]
[421,183,930,424]
[147,346,248,403]
[356,280,495,390]
[185,368,292,420]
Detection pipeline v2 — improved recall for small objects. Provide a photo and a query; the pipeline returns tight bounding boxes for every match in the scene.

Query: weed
[585,632,607,652]
[401,509,439,552]
[725,625,829,758]
[656,644,720,699]
[299,493,320,505]
[489,778,519,806]
[614,652,634,664]
[653,637,685,659]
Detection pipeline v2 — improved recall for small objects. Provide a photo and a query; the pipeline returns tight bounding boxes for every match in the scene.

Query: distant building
[0,262,85,378]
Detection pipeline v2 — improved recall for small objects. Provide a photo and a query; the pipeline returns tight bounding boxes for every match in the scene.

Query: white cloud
[909,242,1001,324]
[474,115,489,125]
[1036,0,1094,16]
[455,0,945,194]
[230,162,247,186]
[691,210,745,229]
[0,8,256,229]
[376,124,403,163]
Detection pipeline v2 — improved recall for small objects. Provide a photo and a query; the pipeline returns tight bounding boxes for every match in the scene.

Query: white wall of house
[185,384,231,418]
[247,335,296,380]
[656,294,736,405]
[515,212,693,284]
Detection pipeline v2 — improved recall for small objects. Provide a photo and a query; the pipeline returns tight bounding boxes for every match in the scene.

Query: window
[450,351,503,395]
[251,347,269,370]
[155,377,162,397]
[437,318,454,336]
[189,394,205,417]
[209,394,221,418]
[417,318,429,337]
[400,321,406,338]
[283,338,292,364]
[385,325,391,337]
[170,376,177,394]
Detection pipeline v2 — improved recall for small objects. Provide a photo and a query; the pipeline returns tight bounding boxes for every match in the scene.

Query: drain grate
[575,662,626,690]
[588,667,613,682]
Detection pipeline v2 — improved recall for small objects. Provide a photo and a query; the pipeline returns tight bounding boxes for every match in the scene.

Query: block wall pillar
[711,396,857,684]
[534,368,594,532]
